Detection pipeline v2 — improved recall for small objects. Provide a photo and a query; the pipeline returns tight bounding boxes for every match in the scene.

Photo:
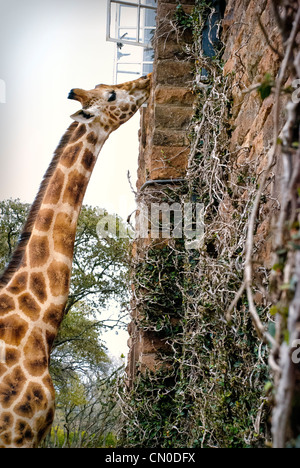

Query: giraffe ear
[70,109,96,124]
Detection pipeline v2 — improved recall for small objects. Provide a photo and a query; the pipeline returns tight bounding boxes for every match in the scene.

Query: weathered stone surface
[222,0,285,319]
[156,60,194,87]
[142,332,171,354]
[156,37,189,60]
[155,86,195,106]
[128,0,196,382]
[155,104,194,130]
[152,129,190,147]
[139,354,164,373]
[149,145,189,180]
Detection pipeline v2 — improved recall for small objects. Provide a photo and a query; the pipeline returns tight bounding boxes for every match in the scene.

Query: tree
[0,198,29,271]
[0,199,130,447]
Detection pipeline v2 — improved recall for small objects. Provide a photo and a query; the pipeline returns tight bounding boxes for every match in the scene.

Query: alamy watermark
[291,340,300,364]
[97,202,205,250]
[292,79,300,104]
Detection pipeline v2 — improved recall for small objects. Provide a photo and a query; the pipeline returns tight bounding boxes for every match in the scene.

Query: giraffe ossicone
[0,74,151,448]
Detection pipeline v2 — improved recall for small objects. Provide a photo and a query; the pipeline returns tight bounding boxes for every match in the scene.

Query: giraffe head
[68,73,152,133]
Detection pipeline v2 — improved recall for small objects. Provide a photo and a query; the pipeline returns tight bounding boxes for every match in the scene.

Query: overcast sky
[0,0,143,359]
[0,0,140,219]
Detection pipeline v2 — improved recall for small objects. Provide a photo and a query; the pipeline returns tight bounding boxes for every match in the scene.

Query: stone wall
[137,1,195,188]
[127,0,286,381]
[222,0,286,276]
[127,0,196,383]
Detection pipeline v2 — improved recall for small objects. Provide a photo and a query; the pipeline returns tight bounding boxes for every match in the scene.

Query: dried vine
[265,2,300,449]
[118,0,274,448]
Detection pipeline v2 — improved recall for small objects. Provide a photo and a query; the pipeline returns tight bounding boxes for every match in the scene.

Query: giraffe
[0,73,151,448]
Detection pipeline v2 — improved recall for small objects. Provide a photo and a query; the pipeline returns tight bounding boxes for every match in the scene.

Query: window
[107,0,157,47]
[106,0,157,83]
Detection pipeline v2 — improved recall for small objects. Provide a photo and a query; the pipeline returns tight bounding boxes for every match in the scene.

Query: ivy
[119,0,272,449]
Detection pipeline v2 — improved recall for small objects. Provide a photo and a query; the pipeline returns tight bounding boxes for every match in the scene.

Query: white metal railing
[106,0,157,49]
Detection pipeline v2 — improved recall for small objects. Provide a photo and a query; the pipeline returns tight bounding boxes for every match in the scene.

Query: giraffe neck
[1,121,107,337]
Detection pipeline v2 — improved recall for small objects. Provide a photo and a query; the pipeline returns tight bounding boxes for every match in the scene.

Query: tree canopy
[0,199,131,447]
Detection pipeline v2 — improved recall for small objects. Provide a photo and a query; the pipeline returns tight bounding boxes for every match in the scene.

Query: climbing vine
[117,0,277,449]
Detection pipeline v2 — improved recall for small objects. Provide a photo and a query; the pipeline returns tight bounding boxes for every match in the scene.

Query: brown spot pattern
[82,148,95,171]
[0,366,26,408]
[53,212,76,258]
[0,431,12,446]
[35,407,55,444]
[0,412,12,432]
[60,142,83,168]
[46,330,56,354]
[13,420,34,447]
[87,132,98,145]
[23,330,48,377]
[62,170,86,207]
[43,303,64,329]
[30,273,47,304]
[69,123,86,143]
[35,209,54,232]
[108,113,118,122]
[7,273,28,295]
[42,375,56,400]
[0,294,15,316]
[18,293,41,321]
[14,382,48,417]
[29,235,50,268]
[47,261,70,297]
[0,315,28,346]
[0,413,12,445]
[44,169,64,205]
[5,348,21,367]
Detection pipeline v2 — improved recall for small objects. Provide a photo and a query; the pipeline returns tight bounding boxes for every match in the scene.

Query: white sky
[0,0,143,360]
[0,0,140,218]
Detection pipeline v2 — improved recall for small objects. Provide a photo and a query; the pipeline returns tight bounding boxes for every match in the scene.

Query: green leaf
[269,305,278,316]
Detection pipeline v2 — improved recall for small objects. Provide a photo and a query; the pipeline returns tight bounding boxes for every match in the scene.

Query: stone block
[155,104,194,130]
[139,353,159,372]
[141,331,171,354]
[155,86,195,106]
[149,145,189,180]
[156,59,194,87]
[229,92,261,149]
[152,129,190,147]
[155,37,188,60]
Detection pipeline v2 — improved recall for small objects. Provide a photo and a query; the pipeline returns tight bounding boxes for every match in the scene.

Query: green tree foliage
[67,205,131,317]
[0,199,130,447]
[0,198,29,271]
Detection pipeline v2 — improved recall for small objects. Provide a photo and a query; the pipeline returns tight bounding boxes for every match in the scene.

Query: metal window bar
[107,0,157,49]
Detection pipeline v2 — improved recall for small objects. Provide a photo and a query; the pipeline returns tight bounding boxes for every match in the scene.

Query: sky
[0,0,144,360]
[0,0,141,217]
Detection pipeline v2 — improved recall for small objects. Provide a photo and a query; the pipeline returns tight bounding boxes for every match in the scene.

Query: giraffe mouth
[68,89,77,100]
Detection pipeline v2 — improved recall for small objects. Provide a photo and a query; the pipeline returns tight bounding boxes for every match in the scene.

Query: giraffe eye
[108,91,116,102]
